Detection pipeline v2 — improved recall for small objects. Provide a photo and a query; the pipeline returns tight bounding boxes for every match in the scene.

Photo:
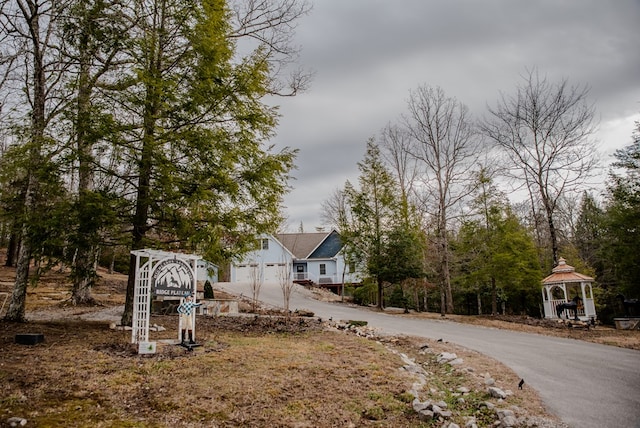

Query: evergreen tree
[574,192,608,285]
[119,0,298,325]
[603,120,640,297]
[345,140,399,309]
[456,171,541,315]
[62,0,130,304]
[1,0,69,321]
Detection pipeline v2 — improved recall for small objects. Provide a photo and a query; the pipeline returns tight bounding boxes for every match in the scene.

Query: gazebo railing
[549,298,587,319]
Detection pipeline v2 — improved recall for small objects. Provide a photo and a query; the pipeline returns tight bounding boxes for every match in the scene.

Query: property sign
[152,258,195,297]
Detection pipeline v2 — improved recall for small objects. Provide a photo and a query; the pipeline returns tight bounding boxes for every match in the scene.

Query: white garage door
[234,264,258,283]
[234,263,289,283]
[263,263,281,283]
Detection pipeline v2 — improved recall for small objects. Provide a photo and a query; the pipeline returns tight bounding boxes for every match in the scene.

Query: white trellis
[131,249,200,344]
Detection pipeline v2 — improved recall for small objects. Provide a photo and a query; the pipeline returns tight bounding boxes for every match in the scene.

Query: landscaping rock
[7,417,27,427]
[488,386,507,399]
[437,352,458,363]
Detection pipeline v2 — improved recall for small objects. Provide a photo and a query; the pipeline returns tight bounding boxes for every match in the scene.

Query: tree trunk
[121,9,163,326]
[5,233,18,267]
[4,224,31,322]
[440,222,454,314]
[491,276,497,315]
[545,202,559,267]
[109,252,115,274]
[71,39,98,305]
[377,276,384,310]
[477,291,482,315]
[71,246,97,305]
[5,0,48,322]
[121,253,137,326]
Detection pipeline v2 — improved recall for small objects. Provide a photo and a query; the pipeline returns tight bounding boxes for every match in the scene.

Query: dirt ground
[1,262,637,427]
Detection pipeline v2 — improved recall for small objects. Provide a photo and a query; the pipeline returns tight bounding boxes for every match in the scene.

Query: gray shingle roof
[275,232,329,259]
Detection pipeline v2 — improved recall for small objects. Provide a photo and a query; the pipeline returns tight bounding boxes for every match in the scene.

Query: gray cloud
[272,0,640,229]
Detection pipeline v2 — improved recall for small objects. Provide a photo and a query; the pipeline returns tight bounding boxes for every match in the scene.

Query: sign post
[131,249,201,347]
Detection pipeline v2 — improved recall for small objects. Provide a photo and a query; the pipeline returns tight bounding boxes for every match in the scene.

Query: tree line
[323,74,640,323]
[0,0,311,324]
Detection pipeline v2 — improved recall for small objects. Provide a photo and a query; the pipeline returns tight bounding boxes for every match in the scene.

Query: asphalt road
[216,281,640,428]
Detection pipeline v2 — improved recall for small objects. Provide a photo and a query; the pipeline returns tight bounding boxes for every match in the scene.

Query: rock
[434,400,448,409]
[447,423,461,428]
[152,324,166,332]
[7,417,27,427]
[417,409,434,421]
[412,399,431,412]
[457,386,470,394]
[484,377,495,386]
[496,409,515,419]
[436,409,453,418]
[437,352,458,363]
[480,401,495,410]
[464,416,478,428]
[488,387,507,399]
[449,358,464,365]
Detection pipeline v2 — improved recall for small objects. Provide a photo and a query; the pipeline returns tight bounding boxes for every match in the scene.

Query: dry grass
[2,260,635,427]
[2,317,422,427]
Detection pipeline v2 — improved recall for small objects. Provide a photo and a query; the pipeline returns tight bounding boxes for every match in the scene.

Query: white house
[230,230,361,290]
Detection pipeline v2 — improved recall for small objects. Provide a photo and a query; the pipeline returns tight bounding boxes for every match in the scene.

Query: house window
[261,238,269,250]
[320,264,326,275]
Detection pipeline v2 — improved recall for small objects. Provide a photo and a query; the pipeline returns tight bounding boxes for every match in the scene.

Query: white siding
[231,235,293,283]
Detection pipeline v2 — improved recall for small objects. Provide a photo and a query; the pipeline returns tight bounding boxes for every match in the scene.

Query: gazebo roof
[542,258,594,284]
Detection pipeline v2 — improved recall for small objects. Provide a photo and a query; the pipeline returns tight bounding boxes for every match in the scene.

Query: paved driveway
[216,282,640,428]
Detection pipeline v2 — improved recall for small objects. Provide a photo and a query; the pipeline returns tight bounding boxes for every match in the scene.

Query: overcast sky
[269,0,640,231]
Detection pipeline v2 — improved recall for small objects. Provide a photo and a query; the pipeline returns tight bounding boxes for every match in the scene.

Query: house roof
[542,258,594,284]
[275,231,340,259]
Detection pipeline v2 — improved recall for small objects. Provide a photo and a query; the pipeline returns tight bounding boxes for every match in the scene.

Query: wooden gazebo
[542,258,596,321]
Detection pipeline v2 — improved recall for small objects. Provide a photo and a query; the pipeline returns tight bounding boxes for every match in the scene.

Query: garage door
[263,263,282,283]
[234,264,259,283]
[234,263,289,283]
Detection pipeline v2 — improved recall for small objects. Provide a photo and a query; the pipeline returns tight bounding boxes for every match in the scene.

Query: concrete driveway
[216,281,640,428]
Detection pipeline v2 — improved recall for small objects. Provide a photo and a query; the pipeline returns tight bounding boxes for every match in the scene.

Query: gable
[309,230,343,259]
[237,234,292,264]
[275,232,327,259]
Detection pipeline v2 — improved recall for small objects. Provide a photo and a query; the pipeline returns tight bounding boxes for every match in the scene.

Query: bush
[353,281,377,306]
[203,280,214,299]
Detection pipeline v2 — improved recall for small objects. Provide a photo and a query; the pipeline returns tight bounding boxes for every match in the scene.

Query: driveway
[216,281,640,428]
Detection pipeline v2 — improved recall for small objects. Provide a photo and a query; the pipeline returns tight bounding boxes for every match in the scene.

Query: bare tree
[249,259,262,312]
[482,69,598,267]
[380,123,419,223]
[229,0,313,96]
[321,188,359,301]
[277,257,294,317]
[404,85,480,315]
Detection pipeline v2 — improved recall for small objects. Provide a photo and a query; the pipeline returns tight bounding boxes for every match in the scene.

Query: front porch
[293,272,344,290]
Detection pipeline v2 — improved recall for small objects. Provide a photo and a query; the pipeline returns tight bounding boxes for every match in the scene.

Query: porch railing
[293,272,339,285]
[549,298,587,318]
